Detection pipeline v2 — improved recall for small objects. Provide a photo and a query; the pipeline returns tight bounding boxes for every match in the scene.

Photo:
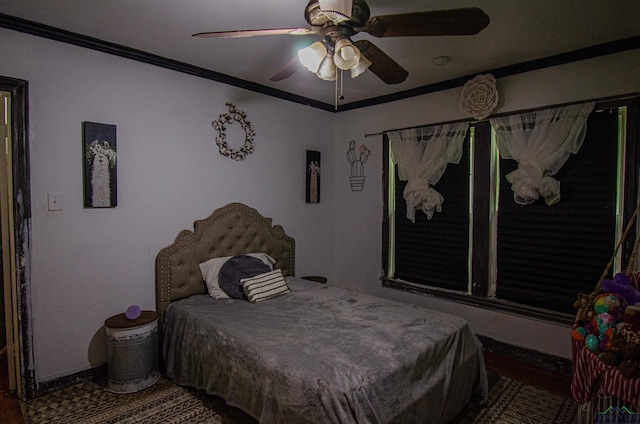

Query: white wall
[331,49,640,360]
[2,24,639,383]
[0,28,335,381]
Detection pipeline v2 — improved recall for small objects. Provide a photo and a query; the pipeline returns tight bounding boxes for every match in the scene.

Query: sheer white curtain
[389,122,469,222]
[489,102,594,206]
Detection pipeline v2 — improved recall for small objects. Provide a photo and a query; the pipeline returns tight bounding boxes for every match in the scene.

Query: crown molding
[1,13,638,113]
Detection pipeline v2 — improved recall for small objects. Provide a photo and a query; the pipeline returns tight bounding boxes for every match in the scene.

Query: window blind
[495,110,619,313]
[393,132,471,292]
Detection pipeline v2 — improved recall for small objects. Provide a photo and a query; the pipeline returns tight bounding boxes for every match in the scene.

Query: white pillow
[241,269,290,303]
[199,253,275,299]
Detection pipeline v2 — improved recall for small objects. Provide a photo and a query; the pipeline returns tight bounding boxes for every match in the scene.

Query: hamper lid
[105,310,158,329]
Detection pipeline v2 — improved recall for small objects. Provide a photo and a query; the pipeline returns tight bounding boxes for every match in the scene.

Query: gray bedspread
[163,278,487,424]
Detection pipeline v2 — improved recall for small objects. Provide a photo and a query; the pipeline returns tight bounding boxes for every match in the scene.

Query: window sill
[381,277,575,326]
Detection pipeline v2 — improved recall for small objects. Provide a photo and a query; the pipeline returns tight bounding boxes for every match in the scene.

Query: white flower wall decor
[459,73,499,120]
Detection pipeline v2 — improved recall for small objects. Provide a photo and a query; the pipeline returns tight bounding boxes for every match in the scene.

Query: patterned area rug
[24,377,256,424]
[459,372,578,424]
[24,373,578,424]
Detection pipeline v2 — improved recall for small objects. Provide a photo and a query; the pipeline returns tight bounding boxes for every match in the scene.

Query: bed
[156,202,487,424]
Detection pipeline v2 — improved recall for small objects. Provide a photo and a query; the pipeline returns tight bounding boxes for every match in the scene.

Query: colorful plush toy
[573,310,620,354]
[598,305,640,378]
[601,272,640,306]
[599,337,640,378]
[600,342,640,378]
[599,336,625,366]
[595,312,617,332]
[574,291,639,356]
[572,293,627,353]
[599,327,617,352]
[594,313,618,353]
[618,305,640,345]
[593,293,628,320]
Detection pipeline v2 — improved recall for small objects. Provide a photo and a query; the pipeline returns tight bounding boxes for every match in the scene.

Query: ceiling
[1,0,639,110]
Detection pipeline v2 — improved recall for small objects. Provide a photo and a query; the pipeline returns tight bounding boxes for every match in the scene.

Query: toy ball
[585,334,601,353]
[572,326,587,343]
[599,327,617,351]
[593,294,625,315]
[594,313,617,335]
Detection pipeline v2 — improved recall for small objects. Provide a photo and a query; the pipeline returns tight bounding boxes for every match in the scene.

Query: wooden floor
[0,349,572,424]
[0,348,24,424]
[483,350,571,398]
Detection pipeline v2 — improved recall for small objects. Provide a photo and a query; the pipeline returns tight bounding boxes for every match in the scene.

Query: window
[389,130,471,292]
[383,99,639,319]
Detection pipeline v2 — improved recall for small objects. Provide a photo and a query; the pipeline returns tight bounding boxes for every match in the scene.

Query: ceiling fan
[193,0,490,85]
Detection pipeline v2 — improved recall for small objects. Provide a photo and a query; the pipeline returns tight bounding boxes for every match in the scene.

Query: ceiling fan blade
[362,8,490,37]
[193,27,318,39]
[270,56,301,81]
[353,40,408,84]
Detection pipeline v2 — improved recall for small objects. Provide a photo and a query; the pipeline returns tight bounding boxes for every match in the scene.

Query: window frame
[382,97,639,324]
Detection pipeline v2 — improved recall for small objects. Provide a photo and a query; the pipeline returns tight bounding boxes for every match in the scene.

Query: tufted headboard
[155,202,295,329]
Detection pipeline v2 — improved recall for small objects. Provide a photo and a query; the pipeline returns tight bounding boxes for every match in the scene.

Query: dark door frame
[1,75,34,401]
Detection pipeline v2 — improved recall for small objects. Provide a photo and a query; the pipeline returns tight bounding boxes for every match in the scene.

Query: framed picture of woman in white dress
[83,121,117,208]
[306,150,320,203]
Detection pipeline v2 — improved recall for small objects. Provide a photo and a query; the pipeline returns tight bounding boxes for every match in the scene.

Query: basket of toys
[571,204,640,420]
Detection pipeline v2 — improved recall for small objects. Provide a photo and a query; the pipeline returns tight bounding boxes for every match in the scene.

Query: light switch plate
[47,193,62,211]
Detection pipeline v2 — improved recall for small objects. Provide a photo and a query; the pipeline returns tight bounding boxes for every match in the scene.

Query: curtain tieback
[403,178,444,222]
[507,162,560,206]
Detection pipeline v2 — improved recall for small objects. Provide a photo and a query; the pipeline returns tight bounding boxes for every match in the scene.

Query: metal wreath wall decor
[211,102,256,161]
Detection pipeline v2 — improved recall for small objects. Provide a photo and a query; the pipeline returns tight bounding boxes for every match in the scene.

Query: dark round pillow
[218,255,271,299]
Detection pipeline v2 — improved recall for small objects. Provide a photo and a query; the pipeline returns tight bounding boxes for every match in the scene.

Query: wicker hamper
[572,205,640,423]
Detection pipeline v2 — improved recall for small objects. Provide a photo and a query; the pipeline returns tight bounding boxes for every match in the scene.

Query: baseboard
[477,335,572,375]
[36,364,107,397]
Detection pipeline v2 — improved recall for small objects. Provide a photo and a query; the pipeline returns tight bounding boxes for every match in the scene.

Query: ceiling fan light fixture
[334,38,361,70]
[196,2,490,86]
[316,53,337,81]
[350,54,371,78]
[298,41,328,73]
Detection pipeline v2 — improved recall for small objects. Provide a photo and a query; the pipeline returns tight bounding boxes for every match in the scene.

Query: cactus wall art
[347,140,370,191]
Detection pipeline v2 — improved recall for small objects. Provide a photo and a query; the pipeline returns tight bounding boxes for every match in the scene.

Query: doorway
[0,91,7,390]
[0,77,34,401]
[1,90,12,392]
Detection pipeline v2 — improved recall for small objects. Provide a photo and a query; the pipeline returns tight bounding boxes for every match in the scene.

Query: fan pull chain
[334,69,345,111]
[334,67,338,110]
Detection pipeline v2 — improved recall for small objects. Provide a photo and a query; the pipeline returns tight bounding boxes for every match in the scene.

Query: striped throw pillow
[241,269,290,303]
